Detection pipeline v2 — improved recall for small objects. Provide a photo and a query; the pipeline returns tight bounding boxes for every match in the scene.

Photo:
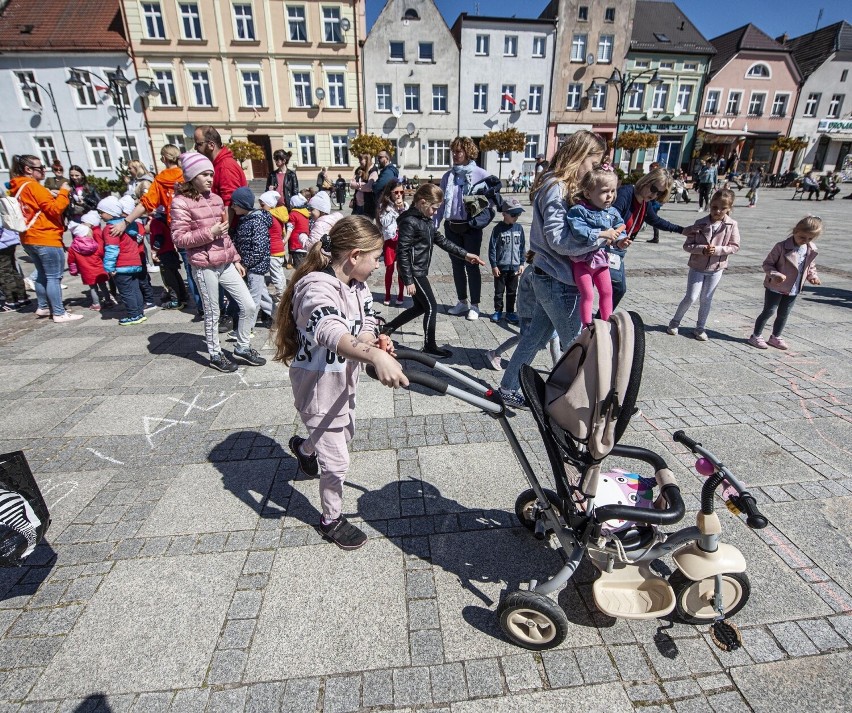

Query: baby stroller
[371,312,767,651]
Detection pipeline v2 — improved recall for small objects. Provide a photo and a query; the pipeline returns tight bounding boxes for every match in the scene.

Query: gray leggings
[193,263,257,356]
[670,268,724,331]
[753,289,797,338]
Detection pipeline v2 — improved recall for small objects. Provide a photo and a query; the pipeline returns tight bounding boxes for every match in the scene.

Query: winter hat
[118,195,136,216]
[501,197,525,216]
[308,191,331,215]
[230,186,256,211]
[97,196,123,218]
[259,190,280,208]
[179,151,214,182]
[290,194,307,208]
[72,224,91,238]
[81,210,100,226]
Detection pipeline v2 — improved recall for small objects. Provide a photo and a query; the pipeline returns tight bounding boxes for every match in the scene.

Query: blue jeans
[23,245,66,316]
[501,269,581,392]
[113,272,144,319]
[180,249,202,310]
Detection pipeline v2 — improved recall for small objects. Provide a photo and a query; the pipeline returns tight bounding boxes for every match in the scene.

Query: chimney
[777,33,789,44]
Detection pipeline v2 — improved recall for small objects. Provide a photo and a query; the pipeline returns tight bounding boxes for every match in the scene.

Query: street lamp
[21,80,73,166]
[586,68,663,161]
[66,66,133,159]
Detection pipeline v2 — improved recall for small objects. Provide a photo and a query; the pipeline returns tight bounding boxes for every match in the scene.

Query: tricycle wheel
[514,488,562,533]
[498,590,569,650]
[669,570,751,625]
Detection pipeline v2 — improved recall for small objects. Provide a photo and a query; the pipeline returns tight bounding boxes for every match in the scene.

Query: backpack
[0,183,41,233]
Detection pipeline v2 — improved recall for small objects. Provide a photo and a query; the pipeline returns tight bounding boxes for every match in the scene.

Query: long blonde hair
[531,131,607,203]
[634,167,674,204]
[274,216,383,364]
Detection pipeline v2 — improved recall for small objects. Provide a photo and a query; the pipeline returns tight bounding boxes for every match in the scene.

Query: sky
[365,0,849,41]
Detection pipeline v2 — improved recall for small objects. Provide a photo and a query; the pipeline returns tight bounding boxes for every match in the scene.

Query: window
[504,35,518,57]
[605,7,615,22]
[70,71,96,107]
[500,84,516,112]
[651,84,669,111]
[418,42,433,62]
[34,137,57,167]
[704,90,720,114]
[659,61,674,70]
[683,62,698,71]
[298,135,316,165]
[842,70,848,82]
[597,35,613,63]
[0,138,8,171]
[590,84,607,111]
[117,136,140,163]
[331,136,349,165]
[105,71,131,107]
[86,137,111,169]
[532,36,546,58]
[427,140,450,168]
[322,6,342,43]
[653,33,670,43]
[578,6,588,20]
[524,134,539,160]
[571,34,587,62]
[676,84,693,113]
[404,84,420,112]
[473,84,488,113]
[189,70,212,106]
[432,85,448,112]
[292,72,312,107]
[165,134,187,151]
[746,64,770,78]
[287,6,307,42]
[497,151,511,163]
[566,82,583,110]
[233,4,255,40]
[327,73,345,107]
[771,93,789,117]
[242,70,263,107]
[142,3,166,39]
[528,85,543,113]
[747,92,765,116]
[803,93,820,117]
[627,84,645,111]
[15,71,39,108]
[725,91,741,115]
[179,3,202,40]
[154,70,177,106]
[827,94,844,119]
[634,60,649,69]
[376,84,392,111]
[475,34,489,56]
[389,41,405,61]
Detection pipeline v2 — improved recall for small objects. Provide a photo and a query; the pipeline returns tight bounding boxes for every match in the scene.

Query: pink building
[696,24,801,173]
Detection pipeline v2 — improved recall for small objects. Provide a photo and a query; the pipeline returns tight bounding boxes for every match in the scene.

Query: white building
[363,0,460,178]
[0,0,152,183]
[451,14,556,178]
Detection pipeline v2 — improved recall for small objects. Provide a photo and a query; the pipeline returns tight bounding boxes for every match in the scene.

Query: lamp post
[66,66,133,158]
[21,80,72,166]
[586,68,663,163]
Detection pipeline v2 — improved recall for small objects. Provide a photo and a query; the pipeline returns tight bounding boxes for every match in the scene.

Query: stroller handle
[595,484,685,527]
[365,365,448,394]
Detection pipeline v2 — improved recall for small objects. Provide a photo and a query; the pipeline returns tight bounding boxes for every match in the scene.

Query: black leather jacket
[266,169,299,205]
[396,206,468,286]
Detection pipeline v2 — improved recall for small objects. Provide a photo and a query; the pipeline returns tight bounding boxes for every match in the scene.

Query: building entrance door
[657,136,682,169]
[248,135,272,179]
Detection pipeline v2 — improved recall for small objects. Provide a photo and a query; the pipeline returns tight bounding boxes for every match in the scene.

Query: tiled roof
[784,21,852,80]
[709,24,788,75]
[0,0,127,52]
[631,1,715,56]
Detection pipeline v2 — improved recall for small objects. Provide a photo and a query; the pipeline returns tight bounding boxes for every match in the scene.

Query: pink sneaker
[35,307,51,317]
[89,304,102,311]
[52,313,83,323]
[767,334,788,350]
[748,334,768,350]
[486,350,502,370]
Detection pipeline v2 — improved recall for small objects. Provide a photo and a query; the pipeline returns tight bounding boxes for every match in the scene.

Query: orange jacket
[8,177,70,248]
[139,166,184,220]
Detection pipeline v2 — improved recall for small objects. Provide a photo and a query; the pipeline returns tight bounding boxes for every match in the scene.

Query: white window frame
[426,140,450,169]
[179,3,203,40]
[683,62,698,72]
[331,135,349,166]
[418,42,434,62]
[524,134,539,160]
[634,60,650,69]
[504,35,518,57]
[69,71,97,108]
[86,136,111,170]
[627,84,645,111]
[153,69,178,107]
[597,35,613,63]
[651,84,669,111]
[432,84,448,113]
[770,92,789,117]
[165,134,187,151]
[566,83,583,110]
[326,72,345,108]
[141,2,166,39]
[745,63,771,79]
[659,61,674,70]
[571,34,587,62]
[241,69,264,108]
[389,41,405,62]
[803,93,820,117]
[292,71,312,107]
[725,90,742,116]
[298,135,317,166]
[14,71,39,108]
[286,5,307,42]
[500,84,516,112]
[117,136,140,163]
[528,85,543,114]
[747,92,766,116]
[0,138,8,171]
[376,83,392,112]
[827,94,844,119]
[532,36,546,58]
[497,151,512,163]
[676,84,693,113]
[473,84,488,113]
[322,6,342,43]
[233,3,256,41]
[188,68,213,107]
[704,90,720,114]
[404,84,420,112]
[475,34,489,56]
[105,69,131,108]
[34,137,57,167]
[590,84,607,111]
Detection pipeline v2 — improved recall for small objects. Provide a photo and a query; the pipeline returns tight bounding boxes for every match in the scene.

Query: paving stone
[830,615,852,646]
[245,682,286,713]
[542,650,582,688]
[168,689,209,713]
[742,627,785,662]
[575,646,619,684]
[208,687,247,713]
[228,590,263,619]
[798,618,849,652]
[706,690,751,712]
[322,674,361,713]
[500,653,542,692]
[696,674,733,693]
[392,666,432,706]
[361,669,394,708]
[281,678,321,713]
[610,644,653,681]
[408,598,440,630]
[663,678,702,700]
[405,570,436,599]
[131,692,173,712]
[207,648,248,684]
[410,628,444,665]
[0,666,42,700]
[628,683,667,703]
[429,662,467,703]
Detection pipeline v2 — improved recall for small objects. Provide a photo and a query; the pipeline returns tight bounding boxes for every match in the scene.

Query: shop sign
[621,123,692,133]
[703,117,739,129]
[817,119,852,134]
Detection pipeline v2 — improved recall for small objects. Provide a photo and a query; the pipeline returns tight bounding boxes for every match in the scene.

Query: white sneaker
[24,278,35,291]
[666,325,678,335]
[148,265,160,272]
[60,283,67,290]
[447,300,470,316]
[486,350,502,370]
[466,305,480,321]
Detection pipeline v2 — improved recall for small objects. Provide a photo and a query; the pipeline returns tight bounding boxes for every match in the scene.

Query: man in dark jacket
[372,151,399,199]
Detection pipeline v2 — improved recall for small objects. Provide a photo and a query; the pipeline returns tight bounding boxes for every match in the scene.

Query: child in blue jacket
[487,197,526,323]
[98,196,146,326]
[230,187,274,326]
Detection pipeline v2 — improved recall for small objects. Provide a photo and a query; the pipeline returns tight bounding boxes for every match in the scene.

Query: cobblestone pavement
[1,187,851,712]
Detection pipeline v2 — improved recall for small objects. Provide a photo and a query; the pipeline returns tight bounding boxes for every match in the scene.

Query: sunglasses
[649,184,665,196]
[392,190,405,195]
[28,164,46,172]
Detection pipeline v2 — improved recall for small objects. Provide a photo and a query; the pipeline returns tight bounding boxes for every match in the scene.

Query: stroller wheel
[514,488,562,535]
[669,570,751,625]
[498,590,569,650]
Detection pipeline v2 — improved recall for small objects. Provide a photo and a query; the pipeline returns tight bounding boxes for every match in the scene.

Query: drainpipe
[353,0,363,133]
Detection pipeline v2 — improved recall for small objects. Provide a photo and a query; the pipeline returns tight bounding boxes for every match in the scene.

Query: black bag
[0,451,50,567]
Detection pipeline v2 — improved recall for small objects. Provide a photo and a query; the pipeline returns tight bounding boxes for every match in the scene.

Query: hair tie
[320,234,332,256]
[599,162,614,172]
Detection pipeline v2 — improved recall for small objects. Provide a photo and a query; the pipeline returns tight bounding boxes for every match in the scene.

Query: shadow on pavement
[0,541,57,602]
[803,286,852,309]
[147,331,209,366]
[71,693,115,712]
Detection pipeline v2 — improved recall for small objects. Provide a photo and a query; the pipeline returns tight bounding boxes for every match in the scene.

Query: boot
[423,343,452,359]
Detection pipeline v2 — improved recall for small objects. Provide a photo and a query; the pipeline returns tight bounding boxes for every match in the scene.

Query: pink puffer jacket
[170,192,240,268]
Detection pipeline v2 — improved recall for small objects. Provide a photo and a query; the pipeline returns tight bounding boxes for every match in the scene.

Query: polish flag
[502,91,516,106]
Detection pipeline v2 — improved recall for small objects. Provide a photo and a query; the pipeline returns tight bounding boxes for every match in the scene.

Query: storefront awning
[699,129,751,145]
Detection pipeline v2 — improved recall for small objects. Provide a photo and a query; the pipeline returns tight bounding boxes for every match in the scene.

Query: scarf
[443,161,477,220]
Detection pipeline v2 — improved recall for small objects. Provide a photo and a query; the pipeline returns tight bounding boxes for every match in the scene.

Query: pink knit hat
[180,151,214,182]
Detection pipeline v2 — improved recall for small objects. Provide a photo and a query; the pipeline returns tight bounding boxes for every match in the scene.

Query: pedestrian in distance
[746,167,763,207]
[334,174,348,210]
[696,158,718,211]
[273,216,408,550]
[98,196,146,326]
[488,196,526,323]
[266,150,299,207]
[747,216,822,351]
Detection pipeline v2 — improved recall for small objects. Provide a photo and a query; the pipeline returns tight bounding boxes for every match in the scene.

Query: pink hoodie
[305,212,344,250]
[289,269,377,428]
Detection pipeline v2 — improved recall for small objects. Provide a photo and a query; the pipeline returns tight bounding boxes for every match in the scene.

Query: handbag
[348,197,356,209]
[604,245,626,285]
[0,451,50,567]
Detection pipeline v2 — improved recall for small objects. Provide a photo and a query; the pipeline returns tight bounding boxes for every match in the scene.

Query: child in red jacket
[149,208,188,309]
[67,215,112,311]
[288,194,311,268]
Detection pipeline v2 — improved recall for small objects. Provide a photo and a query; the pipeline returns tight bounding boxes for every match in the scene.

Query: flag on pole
[501,91,516,105]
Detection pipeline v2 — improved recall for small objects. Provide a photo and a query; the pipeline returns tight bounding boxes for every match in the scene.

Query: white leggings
[670,268,724,332]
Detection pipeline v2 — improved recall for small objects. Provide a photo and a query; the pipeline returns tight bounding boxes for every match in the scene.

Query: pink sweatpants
[299,415,355,521]
[572,261,613,326]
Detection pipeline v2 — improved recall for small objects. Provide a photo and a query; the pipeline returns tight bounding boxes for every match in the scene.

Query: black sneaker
[423,343,452,359]
[317,516,367,550]
[210,353,238,373]
[232,347,266,366]
[289,436,319,476]
[218,317,232,333]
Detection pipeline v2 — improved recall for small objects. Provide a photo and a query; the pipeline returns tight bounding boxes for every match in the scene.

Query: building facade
[121,0,365,183]
[0,0,152,184]
[363,0,459,177]
[697,24,800,173]
[784,22,852,175]
[451,14,556,178]
[541,0,637,156]
[619,1,714,171]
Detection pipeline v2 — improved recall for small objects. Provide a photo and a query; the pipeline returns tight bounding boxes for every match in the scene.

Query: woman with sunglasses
[377,181,409,305]
[8,155,81,322]
[609,167,684,308]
